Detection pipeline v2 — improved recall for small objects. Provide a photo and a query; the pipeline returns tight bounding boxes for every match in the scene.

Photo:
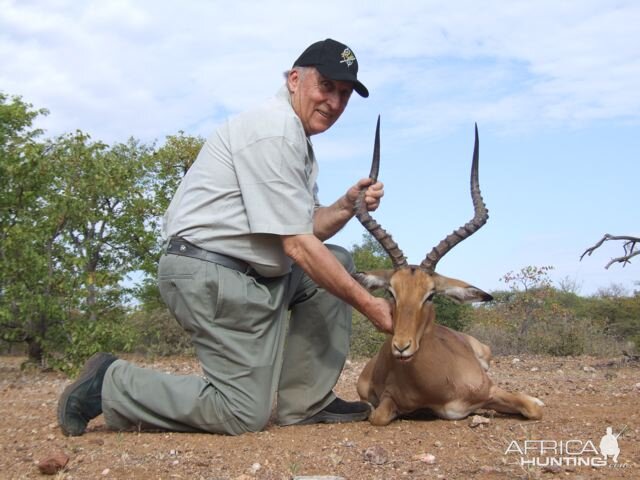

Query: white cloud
[1,0,638,143]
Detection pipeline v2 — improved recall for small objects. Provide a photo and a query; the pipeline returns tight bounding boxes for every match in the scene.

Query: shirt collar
[276,85,293,107]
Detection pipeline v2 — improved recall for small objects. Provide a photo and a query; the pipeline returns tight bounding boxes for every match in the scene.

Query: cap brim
[353,81,369,98]
[315,65,369,98]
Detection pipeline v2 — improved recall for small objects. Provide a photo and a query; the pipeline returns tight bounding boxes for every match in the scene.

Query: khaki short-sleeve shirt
[163,87,319,277]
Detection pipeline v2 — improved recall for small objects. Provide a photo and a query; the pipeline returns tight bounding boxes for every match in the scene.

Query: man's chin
[309,120,335,135]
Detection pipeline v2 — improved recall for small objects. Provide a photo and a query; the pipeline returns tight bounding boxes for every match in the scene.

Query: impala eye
[386,288,397,301]
[423,292,435,304]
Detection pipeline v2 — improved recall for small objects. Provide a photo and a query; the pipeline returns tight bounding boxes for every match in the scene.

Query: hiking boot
[296,397,371,425]
[58,352,118,436]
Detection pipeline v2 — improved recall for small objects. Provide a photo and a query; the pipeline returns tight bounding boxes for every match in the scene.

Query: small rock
[363,445,389,465]
[37,452,69,475]
[479,465,501,473]
[542,465,562,474]
[512,358,521,364]
[469,415,490,428]
[530,367,539,372]
[250,462,261,473]
[102,468,110,475]
[434,440,442,448]
[415,453,436,464]
[633,382,640,391]
[582,366,596,372]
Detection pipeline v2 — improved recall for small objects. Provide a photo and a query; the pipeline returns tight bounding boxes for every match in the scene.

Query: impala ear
[433,273,493,304]
[352,270,394,292]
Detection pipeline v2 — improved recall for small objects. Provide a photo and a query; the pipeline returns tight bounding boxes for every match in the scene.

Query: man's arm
[281,233,393,333]
[313,178,383,241]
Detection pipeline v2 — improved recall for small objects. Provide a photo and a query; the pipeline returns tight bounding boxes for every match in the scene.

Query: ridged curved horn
[355,116,408,269]
[420,124,489,272]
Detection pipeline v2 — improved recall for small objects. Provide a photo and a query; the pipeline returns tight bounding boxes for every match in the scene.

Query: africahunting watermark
[504,426,630,469]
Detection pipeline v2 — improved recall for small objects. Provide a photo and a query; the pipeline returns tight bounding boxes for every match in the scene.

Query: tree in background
[45,133,156,314]
[1,91,164,370]
[0,93,52,361]
[38,132,158,371]
[351,233,392,271]
[500,265,554,337]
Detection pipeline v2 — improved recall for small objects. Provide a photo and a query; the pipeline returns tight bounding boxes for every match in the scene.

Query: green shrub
[434,296,472,331]
[350,311,386,359]
[45,314,138,376]
[464,296,624,357]
[128,308,193,357]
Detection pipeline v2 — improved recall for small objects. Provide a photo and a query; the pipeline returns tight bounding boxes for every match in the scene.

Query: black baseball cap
[293,38,369,98]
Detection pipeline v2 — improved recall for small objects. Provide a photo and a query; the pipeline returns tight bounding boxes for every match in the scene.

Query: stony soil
[1,354,638,479]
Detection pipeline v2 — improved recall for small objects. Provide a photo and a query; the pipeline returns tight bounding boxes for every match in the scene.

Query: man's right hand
[364,296,393,334]
[281,234,394,334]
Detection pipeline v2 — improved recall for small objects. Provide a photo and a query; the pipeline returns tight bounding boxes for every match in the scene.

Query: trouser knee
[226,403,272,435]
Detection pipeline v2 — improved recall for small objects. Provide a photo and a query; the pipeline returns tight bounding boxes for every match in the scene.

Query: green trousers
[102,244,353,435]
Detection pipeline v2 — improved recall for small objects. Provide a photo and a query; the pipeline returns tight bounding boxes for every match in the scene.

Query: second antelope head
[353,118,493,361]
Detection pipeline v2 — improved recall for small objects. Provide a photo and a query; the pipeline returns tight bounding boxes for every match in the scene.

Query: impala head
[353,117,493,361]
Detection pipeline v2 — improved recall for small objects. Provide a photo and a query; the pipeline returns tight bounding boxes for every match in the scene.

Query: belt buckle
[167,239,188,254]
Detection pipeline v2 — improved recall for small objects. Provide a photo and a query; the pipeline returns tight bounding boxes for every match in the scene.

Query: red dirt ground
[1,354,638,479]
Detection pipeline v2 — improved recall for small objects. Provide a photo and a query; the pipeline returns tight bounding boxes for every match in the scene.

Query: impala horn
[420,124,489,272]
[354,116,408,269]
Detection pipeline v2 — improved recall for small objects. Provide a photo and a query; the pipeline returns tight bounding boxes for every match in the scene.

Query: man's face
[288,67,354,136]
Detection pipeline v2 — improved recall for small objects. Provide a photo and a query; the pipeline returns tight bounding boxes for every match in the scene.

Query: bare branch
[580,234,640,268]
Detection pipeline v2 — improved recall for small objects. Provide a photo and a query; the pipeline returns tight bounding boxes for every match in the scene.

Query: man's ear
[287,69,300,94]
[352,270,394,292]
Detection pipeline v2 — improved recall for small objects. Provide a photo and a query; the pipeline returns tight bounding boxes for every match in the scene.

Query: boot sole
[295,407,371,425]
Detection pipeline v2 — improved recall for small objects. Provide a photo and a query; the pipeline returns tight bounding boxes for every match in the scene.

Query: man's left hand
[346,178,384,212]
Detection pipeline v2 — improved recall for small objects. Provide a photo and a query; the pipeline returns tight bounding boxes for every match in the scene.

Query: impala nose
[392,340,412,357]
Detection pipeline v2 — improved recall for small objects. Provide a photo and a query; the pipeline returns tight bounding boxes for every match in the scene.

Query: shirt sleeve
[234,135,315,235]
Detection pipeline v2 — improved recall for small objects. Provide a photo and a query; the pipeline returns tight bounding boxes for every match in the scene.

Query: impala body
[352,119,544,426]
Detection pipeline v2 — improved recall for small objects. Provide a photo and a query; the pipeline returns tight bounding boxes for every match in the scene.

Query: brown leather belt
[166,237,252,274]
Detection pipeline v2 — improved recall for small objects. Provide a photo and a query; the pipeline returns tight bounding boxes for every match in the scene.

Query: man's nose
[324,91,345,111]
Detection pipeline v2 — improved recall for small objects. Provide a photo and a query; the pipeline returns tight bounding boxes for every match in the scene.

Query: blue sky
[2,0,638,295]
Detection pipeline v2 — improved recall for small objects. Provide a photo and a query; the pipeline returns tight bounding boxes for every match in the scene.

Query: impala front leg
[369,394,399,426]
[357,355,380,406]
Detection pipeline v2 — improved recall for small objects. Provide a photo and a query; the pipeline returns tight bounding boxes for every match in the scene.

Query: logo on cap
[340,48,356,67]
